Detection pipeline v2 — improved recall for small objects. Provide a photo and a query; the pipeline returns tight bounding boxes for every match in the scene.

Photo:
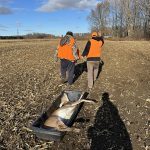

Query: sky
[0,0,100,36]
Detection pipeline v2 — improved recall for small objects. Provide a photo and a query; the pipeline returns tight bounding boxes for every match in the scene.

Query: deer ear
[59,93,69,107]
[63,93,69,101]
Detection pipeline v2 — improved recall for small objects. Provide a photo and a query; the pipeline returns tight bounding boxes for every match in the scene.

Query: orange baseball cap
[91,32,98,37]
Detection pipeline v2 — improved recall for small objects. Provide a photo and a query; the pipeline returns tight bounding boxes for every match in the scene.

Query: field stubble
[0,39,150,150]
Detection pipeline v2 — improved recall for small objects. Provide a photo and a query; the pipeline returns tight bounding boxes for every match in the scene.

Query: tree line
[0,33,56,39]
[88,0,150,39]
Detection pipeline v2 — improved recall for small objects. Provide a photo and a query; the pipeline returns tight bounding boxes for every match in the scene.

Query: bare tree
[140,0,150,38]
[88,0,150,39]
[88,0,110,34]
[110,0,126,37]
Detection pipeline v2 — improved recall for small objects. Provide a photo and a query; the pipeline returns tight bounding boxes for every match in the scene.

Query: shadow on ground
[97,59,104,79]
[88,92,133,150]
[73,61,87,83]
[74,60,104,83]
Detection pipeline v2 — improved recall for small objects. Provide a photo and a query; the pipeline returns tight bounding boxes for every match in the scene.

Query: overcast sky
[0,0,99,36]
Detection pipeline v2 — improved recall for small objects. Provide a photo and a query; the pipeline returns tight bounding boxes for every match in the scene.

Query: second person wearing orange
[56,31,81,85]
[82,31,104,89]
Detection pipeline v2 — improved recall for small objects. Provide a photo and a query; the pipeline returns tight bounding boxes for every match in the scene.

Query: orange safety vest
[87,39,103,58]
[57,37,75,61]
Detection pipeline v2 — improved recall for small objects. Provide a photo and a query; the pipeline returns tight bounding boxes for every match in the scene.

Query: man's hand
[80,56,84,59]
[81,56,86,61]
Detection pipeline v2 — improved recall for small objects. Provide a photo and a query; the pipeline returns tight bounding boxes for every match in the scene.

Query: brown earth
[0,39,150,150]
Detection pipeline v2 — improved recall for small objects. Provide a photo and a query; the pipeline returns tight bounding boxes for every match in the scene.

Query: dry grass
[0,39,150,150]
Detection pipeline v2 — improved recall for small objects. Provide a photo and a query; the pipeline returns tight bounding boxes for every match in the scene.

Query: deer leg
[65,99,96,107]
[56,120,80,132]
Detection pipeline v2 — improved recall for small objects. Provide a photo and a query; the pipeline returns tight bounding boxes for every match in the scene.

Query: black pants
[60,59,75,85]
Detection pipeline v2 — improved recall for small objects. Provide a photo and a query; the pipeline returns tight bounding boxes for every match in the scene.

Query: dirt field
[0,39,150,150]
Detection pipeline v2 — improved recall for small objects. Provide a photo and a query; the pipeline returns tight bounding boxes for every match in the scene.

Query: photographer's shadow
[88,92,133,150]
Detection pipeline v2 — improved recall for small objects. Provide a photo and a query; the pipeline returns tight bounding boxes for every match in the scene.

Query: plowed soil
[0,39,150,150]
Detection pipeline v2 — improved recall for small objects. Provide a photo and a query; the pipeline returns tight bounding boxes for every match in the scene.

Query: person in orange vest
[82,31,104,90]
[55,31,80,85]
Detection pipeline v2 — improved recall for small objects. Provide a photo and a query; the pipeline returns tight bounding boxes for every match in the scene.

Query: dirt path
[0,40,150,150]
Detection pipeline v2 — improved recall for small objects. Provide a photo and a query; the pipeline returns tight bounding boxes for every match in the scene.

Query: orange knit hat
[91,32,98,37]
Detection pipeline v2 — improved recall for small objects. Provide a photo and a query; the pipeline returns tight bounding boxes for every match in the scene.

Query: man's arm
[82,41,91,57]
[100,36,104,46]
[72,42,80,60]
[93,36,104,46]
